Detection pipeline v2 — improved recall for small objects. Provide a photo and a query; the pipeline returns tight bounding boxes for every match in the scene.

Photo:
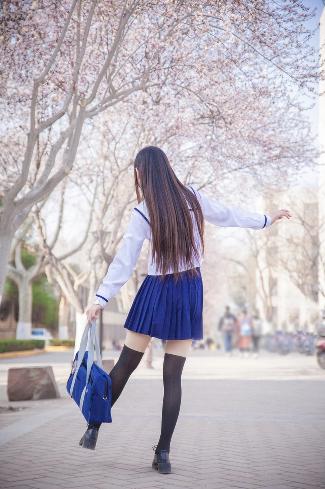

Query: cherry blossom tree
[5,223,44,339]
[33,177,95,342]
[0,0,320,339]
[278,192,321,303]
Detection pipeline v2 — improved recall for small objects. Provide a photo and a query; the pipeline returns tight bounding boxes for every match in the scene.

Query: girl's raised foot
[79,427,99,450]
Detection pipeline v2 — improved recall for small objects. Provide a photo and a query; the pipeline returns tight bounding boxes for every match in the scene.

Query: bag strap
[78,321,104,412]
[70,320,103,411]
[69,320,103,396]
[85,323,94,387]
[84,321,102,384]
[92,321,103,369]
[69,322,91,396]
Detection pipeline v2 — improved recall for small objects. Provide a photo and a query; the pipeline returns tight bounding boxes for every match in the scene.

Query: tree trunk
[0,232,14,303]
[58,295,70,340]
[16,277,33,339]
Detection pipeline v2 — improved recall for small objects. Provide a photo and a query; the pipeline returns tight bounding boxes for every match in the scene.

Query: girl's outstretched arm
[88,207,149,320]
[190,186,291,229]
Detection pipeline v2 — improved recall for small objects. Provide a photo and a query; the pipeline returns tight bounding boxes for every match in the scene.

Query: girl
[83,146,291,474]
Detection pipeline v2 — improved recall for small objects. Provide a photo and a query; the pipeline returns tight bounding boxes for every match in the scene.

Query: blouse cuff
[95,294,108,309]
[263,214,272,228]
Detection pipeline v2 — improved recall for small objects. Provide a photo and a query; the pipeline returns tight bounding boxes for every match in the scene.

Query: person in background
[218,305,237,355]
[239,309,253,357]
[251,310,263,358]
[112,339,122,351]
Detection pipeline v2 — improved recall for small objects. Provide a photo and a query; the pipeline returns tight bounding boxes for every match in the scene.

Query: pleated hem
[124,325,203,341]
[124,267,203,341]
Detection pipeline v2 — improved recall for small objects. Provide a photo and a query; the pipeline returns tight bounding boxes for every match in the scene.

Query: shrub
[0,339,45,354]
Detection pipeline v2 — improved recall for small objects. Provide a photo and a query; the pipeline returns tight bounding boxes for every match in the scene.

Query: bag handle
[91,321,103,369]
[69,322,91,396]
[79,321,103,411]
[84,321,102,390]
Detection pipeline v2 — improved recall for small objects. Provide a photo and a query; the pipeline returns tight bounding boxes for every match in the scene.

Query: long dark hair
[134,146,204,277]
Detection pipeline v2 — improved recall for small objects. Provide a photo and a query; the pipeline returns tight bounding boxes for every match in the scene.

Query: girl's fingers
[271,210,292,225]
[85,306,101,323]
[86,311,94,322]
[278,210,291,220]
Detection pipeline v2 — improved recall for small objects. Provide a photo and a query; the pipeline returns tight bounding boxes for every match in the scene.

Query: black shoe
[152,445,171,474]
[79,427,99,450]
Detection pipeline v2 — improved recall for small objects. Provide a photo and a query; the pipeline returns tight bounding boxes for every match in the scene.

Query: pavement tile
[0,355,325,489]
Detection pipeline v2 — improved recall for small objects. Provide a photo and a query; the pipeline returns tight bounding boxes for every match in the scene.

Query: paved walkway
[0,352,325,488]
[1,349,324,400]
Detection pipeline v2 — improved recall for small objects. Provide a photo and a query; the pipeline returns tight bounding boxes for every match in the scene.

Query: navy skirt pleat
[124,267,203,340]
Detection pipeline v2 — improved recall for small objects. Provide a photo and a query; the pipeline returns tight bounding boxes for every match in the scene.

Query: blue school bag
[66,320,112,424]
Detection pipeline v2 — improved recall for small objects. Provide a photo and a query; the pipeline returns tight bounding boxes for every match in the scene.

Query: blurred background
[0,0,325,362]
[1,1,325,488]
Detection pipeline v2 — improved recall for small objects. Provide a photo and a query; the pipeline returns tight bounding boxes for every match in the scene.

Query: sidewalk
[0,353,325,488]
[1,349,324,401]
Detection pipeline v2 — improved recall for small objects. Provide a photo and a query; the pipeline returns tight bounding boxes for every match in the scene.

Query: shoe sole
[81,443,96,450]
[79,436,97,450]
[79,429,98,450]
[152,462,171,474]
[81,438,97,450]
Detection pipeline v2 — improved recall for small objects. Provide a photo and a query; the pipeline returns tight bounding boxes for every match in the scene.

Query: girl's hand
[86,304,102,322]
[270,209,292,225]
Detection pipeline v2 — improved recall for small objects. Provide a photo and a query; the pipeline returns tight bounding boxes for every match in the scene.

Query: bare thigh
[165,339,192,357]
[124,330,152,353]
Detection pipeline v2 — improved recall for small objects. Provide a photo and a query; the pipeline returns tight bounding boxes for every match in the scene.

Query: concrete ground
[0,349,324,489]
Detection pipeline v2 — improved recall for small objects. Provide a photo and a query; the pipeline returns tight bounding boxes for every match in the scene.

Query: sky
[289,0,323,187]
[307,0,323,136]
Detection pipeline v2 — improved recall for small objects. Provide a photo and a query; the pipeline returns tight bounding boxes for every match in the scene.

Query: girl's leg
[124,330,152,354]
[154,339,191,453]
[165,339,192,357]
[110,331,151,406]
[88,331,151,429]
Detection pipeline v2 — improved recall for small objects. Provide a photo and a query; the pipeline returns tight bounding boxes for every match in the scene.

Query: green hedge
[49,339,74,347]
[0,339,45,354]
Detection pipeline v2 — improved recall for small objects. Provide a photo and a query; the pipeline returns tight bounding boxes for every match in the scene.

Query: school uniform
[94,186,271,341]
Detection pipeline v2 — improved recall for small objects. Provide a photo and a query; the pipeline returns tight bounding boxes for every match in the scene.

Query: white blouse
[95,186,272,308]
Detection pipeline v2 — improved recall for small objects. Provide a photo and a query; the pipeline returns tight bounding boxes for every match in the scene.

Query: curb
[0,349,45,360]
[45,346,73,352]
[0,346,74,359]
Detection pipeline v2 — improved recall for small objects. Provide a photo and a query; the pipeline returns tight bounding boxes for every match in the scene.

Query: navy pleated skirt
[124,267,203,340]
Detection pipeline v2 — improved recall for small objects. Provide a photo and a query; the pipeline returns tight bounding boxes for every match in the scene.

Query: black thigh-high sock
[88,344,144,429]
[155,352,186,453]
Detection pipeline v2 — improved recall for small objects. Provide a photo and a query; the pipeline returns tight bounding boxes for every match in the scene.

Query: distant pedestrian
[251,310,263,357]
[239,309,252,356]
[218,306,237,355]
